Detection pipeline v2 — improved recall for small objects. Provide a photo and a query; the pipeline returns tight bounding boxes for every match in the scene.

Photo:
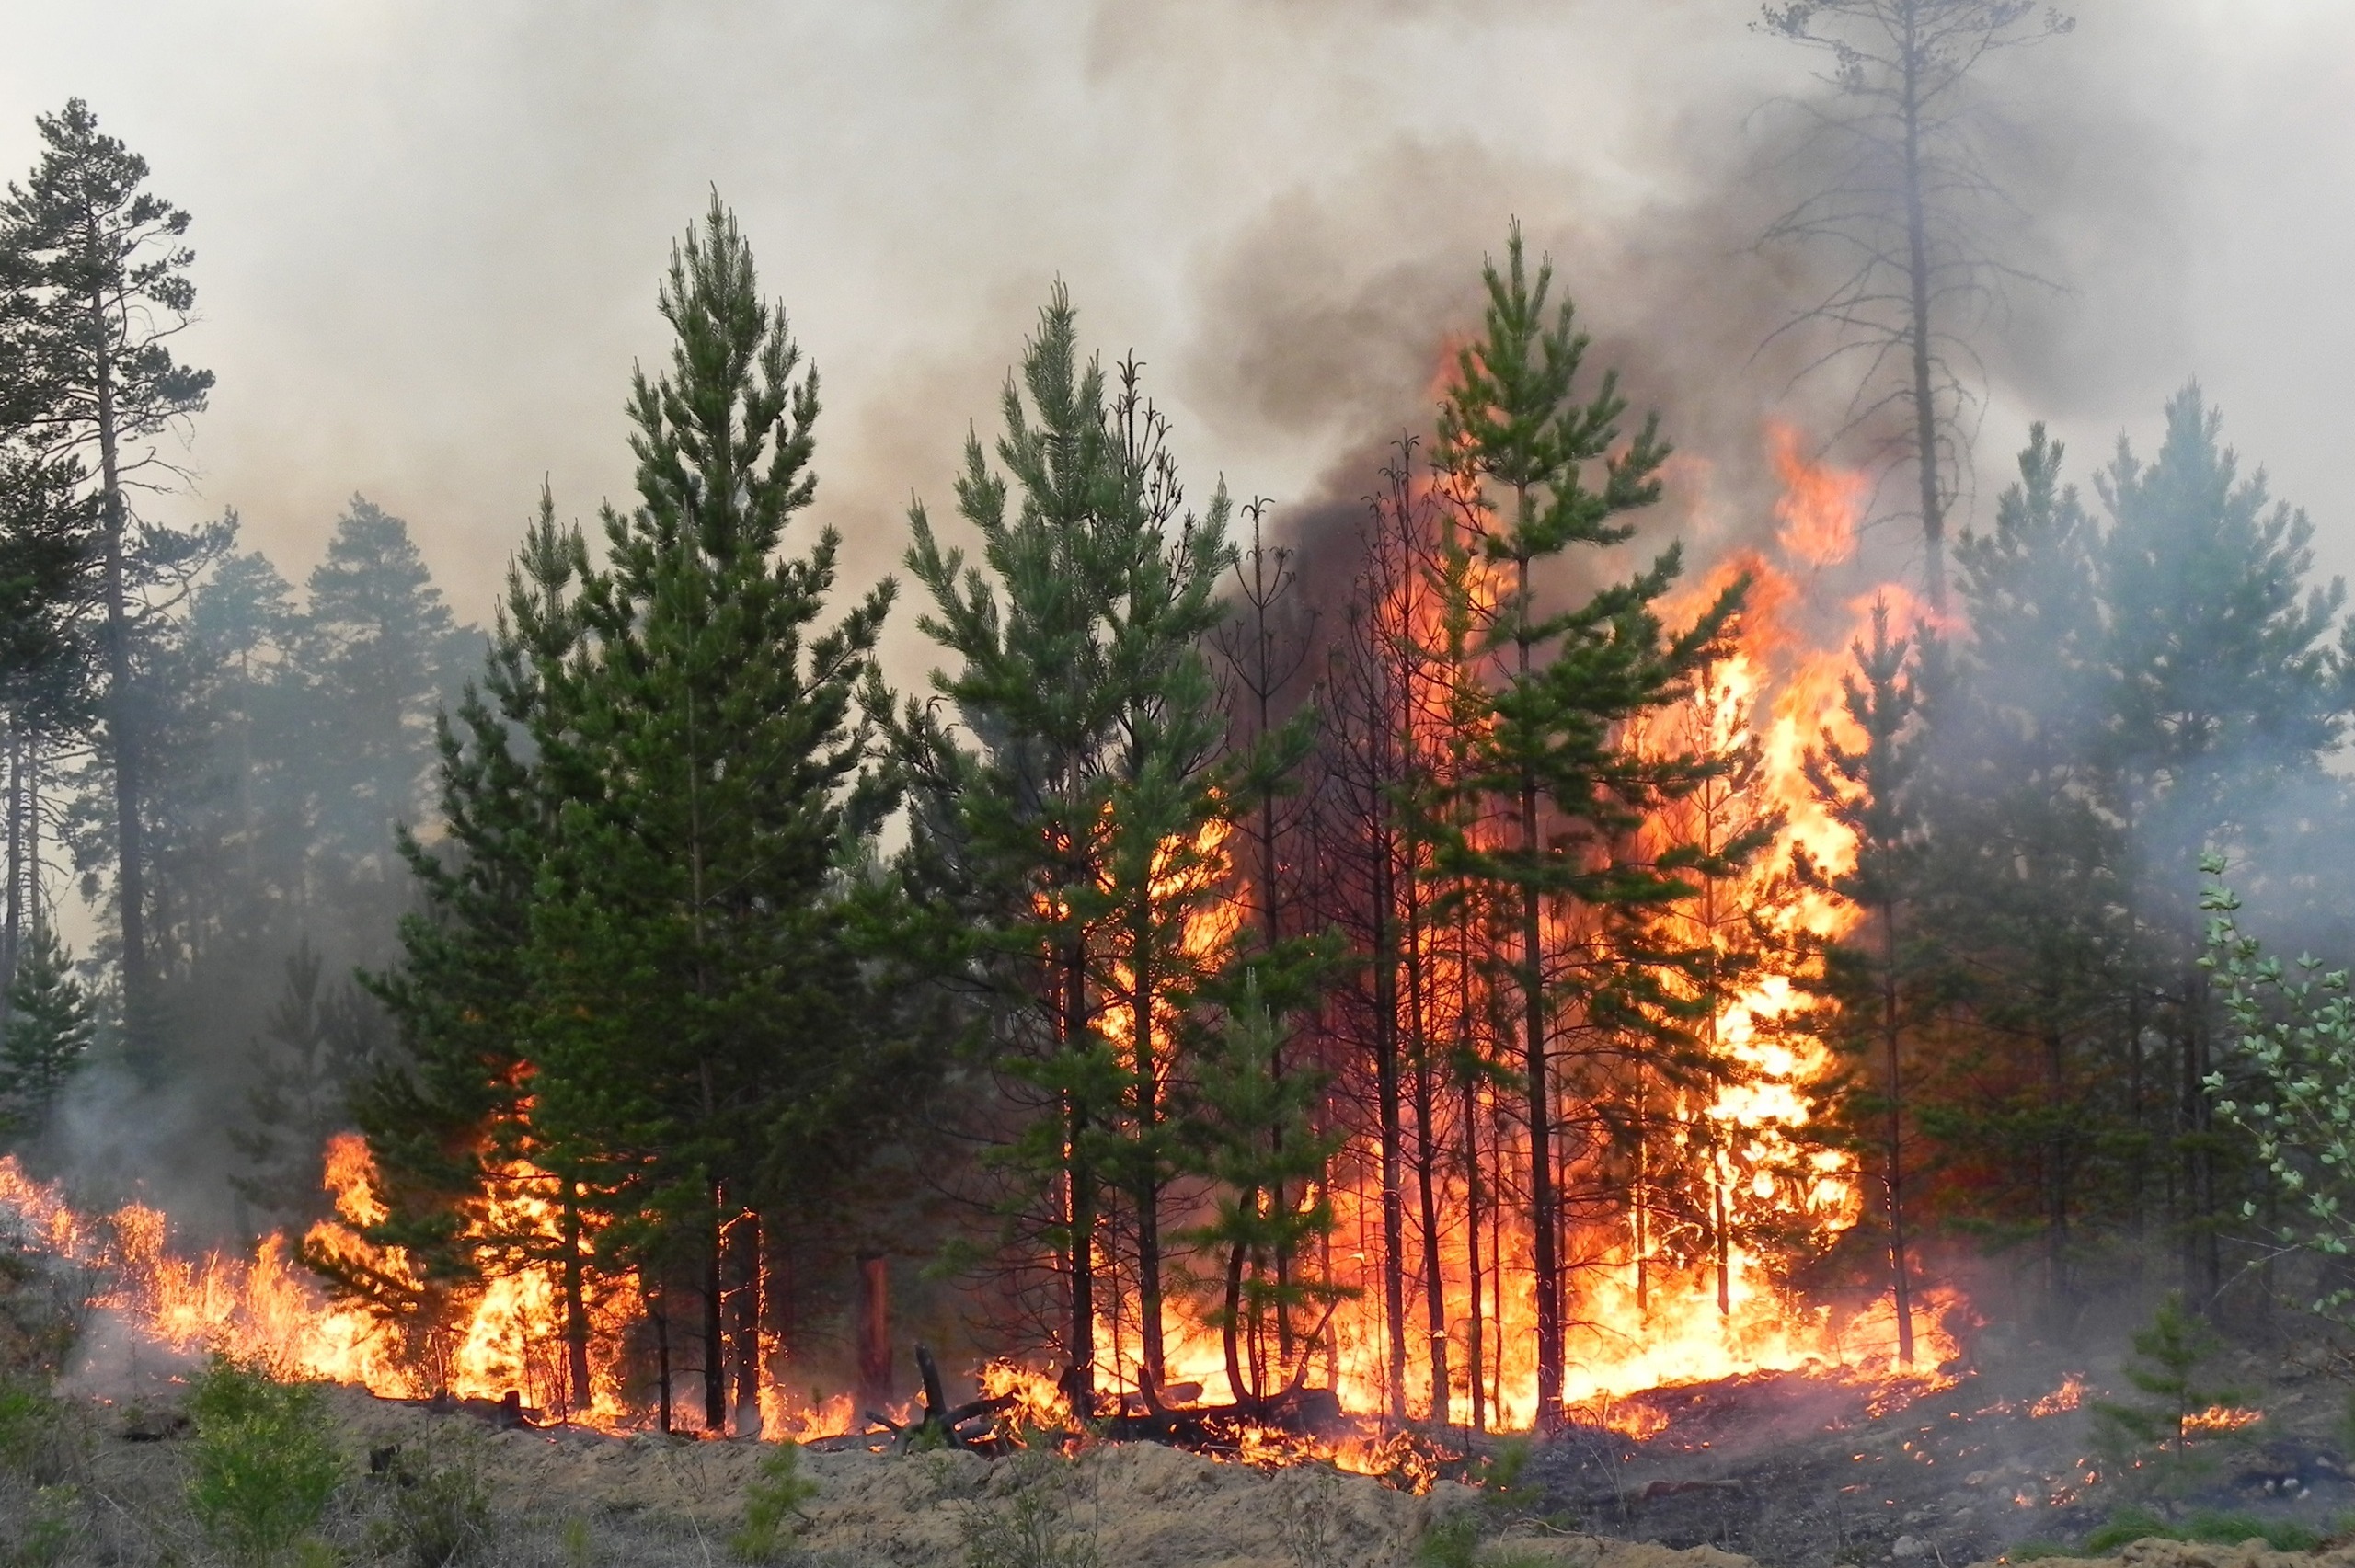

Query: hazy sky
[4,0,2351,666]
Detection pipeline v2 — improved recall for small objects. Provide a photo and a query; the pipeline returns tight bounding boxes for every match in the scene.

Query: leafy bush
[184,1356,345,1562]
[729,1441,821,1563]
[369,1435,492,1568]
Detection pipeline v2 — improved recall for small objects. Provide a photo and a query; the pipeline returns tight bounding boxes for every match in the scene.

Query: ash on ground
[1525,1335,2353,1566]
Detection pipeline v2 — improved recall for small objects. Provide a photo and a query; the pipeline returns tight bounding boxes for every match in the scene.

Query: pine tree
[1923,427,2124,1309]
[298,498,465,884]
[526,196,893,1433]
[1178,982,1346,1409]
[1805,601,1932,1363]
[0,100,213,1035]
[1429,224,1745,1426]
[0,923,93,1146]
[231,938,383,1229]
[895,284,1235,1411]
[0,449,91,1001]
[346,496,589,1393]
[2090,1292,2246,1501]
[2095,385,2350,1304]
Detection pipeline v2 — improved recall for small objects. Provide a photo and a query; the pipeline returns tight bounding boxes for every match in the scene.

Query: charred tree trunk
[1412,1047,1448,1425]
[1899,6,1947,616]
[856,1253,892,1415]
[732,1208,762,1434]
[1515,545,1565,1430]
[561,1178,592,1420]
[1062,935,1098,1412]
[704,1188,727,1431]
[1372,828,1408,1423]
[1880,898,1915,1366]
[651,1281,673,1435]
[1132,912,1166,1397]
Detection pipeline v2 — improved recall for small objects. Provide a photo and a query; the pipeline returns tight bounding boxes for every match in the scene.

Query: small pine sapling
[729,1442,821,1563]
[184,1355,346,1562]
[2092,1294,2253,1503]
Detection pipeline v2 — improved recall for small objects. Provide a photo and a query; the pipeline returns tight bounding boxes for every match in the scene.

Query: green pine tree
[1920,427,2127,1310]
[2091,1291,2248,1502]
[2096,385,2349,1303]
[0,99,213,1037]
[1178,981,1347,1408]
[525,195,894,1434]
[231,937,384,1229]
[297,497,465,883]
[344,495,589,1399]
[894,284,1236,1411]
[0,924,94,1147]
[1805,600,1933,1364]
[1428,223,1745,1425]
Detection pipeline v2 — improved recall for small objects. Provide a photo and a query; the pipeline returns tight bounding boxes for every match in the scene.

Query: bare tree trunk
[703,1186,727,1431]
[732,1209,762,1435]
[1899,11,1947,616]
[561,1178,592,1420]
[1462,1066,1485,1434]
[1413,1053,1448,1425]
[855,1253,891,1413]
[1062,935,1098,1412]
[3,727,23,1009]
[1881,898,1915,1365]
[1132,909,1166,1397]
[652,1280,673,1435]
[1514,548,1564,1429]
[1373,830,1408,1423]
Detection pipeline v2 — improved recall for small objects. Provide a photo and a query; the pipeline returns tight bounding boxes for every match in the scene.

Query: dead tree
[1757,0,2074,613]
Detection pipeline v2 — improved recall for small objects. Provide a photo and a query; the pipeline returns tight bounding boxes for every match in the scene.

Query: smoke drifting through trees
[1,0,2352,1441]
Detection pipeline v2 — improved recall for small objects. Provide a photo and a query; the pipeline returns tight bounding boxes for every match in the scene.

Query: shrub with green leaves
[729,1441,821,1563]
[184,1355,345,1562]
[2202,864,2355,1322]
[0,1372,78,1485]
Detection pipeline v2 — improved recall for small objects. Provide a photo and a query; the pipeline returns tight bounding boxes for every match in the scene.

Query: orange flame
[1767,423,1867,567]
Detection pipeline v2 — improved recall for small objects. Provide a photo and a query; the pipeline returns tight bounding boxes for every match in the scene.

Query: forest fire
[0,424,1961,1457]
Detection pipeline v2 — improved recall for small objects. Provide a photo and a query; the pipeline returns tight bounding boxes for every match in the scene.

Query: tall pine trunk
[1132,907,1166,1396]
[562,1179,592,1419]
[704,1185,727,1431]
[89,296,150,1033]
[1062,935,1097,1410]
[732,1209,762,1434]
[1514,550,1564,1428]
